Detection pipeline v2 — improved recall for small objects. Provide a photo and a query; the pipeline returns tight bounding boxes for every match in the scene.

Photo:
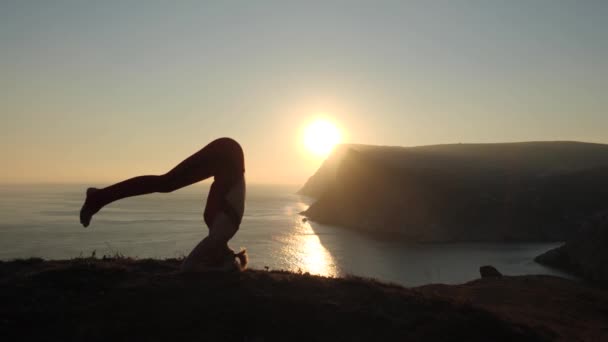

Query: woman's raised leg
[79,137,241,227]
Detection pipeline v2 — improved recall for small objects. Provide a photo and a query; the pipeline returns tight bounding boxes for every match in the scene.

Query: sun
[303,119,341,157]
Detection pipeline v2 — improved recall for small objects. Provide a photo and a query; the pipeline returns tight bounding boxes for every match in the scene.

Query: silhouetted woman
[79,137,248,271]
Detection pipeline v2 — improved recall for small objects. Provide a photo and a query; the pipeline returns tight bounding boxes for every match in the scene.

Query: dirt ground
[2,258,605,341]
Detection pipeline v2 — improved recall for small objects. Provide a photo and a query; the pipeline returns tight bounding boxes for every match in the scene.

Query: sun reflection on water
[280,201,339,277]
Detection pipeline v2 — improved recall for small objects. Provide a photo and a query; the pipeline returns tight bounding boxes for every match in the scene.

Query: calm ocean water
[0,183,573,286]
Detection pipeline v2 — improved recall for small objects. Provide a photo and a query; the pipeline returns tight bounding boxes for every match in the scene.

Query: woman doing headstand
[79,137,247,271]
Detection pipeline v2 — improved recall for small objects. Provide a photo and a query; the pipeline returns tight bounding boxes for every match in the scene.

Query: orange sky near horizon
[1,2,607,185]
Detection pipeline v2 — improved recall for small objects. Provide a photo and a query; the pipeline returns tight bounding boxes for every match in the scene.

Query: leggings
[93,137,245,226]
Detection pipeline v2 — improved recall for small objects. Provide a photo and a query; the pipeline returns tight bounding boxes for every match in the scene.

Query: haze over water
[0,184,571,286]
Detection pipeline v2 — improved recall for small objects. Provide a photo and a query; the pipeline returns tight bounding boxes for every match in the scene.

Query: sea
[0,183,574,286]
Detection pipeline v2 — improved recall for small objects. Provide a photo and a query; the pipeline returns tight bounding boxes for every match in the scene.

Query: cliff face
[297,144,350,198]
[298,144,376,198]
[301,141,608,241]
[535,211,608,285]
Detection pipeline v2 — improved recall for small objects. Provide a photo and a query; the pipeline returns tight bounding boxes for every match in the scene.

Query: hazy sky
[1,1,607,184]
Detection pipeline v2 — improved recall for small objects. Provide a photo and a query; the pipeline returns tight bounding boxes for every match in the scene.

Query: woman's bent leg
[181,177,245,272]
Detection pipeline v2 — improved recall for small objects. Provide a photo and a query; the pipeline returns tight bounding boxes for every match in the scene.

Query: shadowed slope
[536,211,608,285]
[0,258,551,342]
[418,275,608,342]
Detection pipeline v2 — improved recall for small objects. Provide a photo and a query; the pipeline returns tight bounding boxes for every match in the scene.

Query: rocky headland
[536,210,608,286]
[301,141,608,242]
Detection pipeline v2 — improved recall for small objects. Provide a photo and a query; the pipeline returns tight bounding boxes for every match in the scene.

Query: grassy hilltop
[2,258,607,341]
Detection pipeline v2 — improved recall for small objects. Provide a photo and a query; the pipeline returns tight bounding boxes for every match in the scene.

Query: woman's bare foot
[80,187,101,227]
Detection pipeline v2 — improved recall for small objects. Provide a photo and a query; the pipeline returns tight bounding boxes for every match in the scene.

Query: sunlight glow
[303,119,341,157]
[280,201,339,277]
